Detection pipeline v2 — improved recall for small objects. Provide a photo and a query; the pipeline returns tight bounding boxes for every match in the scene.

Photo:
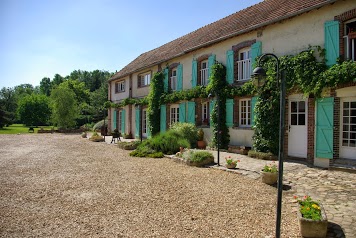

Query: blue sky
[0,0,262,88]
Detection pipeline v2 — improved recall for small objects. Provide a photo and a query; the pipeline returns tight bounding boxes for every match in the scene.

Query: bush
[93,119,107,131]
[118,141,140,150]
[129,145,164,158]
[248,150,277,160]
[148,130,190,154]
[181,150,214,166]
[170,122,198,147]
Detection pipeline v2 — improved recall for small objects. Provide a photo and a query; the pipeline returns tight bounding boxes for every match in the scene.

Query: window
[239,99,251,126]
[202,102,209,124]
[290,101,306,126]
[342,100,356,147]
[170,68,177,91]
[237,48,251,81]
[115,81,125,93]
[200,60,208,86]
[344,19,356,61]
[170,105,179,124]
[138,72,151,87]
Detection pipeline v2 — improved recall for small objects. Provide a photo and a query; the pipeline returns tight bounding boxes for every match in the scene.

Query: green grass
[0,124,56,134]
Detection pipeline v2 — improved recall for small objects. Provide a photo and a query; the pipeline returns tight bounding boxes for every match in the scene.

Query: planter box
[225,163,236,169]
[261,171,278,185]
[298,204,328,238]
[228,145,251,155]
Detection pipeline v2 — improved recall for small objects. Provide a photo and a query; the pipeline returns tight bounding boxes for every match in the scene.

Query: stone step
[333,158,356,166]
[329,164,356,174]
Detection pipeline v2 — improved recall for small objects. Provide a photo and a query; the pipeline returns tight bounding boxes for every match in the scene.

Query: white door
[288,96,308,158]
[142,109,147,138]
[340,98,356,159]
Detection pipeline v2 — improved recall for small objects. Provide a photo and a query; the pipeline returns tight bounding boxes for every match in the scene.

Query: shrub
[248,150,277,160]
[118,141,140,150]
[93,119,107,131]
[170,122,198,147]
[189,151,214,163]
[148,130,190,155]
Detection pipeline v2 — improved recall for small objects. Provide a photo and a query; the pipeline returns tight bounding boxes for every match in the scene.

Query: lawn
[0,124,55,134]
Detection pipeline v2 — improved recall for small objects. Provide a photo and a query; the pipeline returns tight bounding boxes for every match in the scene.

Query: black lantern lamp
[252,53,286,238]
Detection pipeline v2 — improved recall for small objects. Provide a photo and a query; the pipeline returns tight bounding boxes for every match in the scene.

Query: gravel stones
[0,134,300,237]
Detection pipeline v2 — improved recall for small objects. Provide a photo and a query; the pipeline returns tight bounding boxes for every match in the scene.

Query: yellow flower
[312,204,320,210]
[306,207,310,211]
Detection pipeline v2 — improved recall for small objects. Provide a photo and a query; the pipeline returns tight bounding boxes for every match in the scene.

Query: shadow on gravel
[327,222,345,238]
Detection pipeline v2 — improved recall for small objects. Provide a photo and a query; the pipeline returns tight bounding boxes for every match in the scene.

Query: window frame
[170,68,177,91]
[343,18,356,61]
[115,80,125,93]
[200,60,209,86]
[170,105,180,125]
[239,98,251,127]
[202,102,209,124]
[138,72,151,88]
[236,47,252,82]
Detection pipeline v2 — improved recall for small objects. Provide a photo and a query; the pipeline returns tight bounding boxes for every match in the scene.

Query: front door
[340,97,356,159]
[288,96,308,158]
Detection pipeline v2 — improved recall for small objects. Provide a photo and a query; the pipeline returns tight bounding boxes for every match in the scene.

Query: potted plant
[197,128,206,149]
[295,195,328,238]
[261,163,278,185]
[225,156,240,169]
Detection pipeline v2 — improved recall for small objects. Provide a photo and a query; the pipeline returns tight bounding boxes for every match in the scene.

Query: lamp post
[208,91,220,166]
[252,53,286,238]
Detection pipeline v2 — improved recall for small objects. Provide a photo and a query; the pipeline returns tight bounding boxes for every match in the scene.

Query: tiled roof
[110,0,337,81]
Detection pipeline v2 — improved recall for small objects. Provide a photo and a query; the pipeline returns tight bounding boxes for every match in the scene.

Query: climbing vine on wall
[147,71,165,136]
[207,63,230,149]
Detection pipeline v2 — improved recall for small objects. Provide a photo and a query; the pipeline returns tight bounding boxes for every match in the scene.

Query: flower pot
[261,171,278,185]
[298,204,328,238]
[225,163,236,169]
[197,140,206,149]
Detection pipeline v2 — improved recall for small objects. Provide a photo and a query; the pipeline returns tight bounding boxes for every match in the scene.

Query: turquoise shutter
[164,68,169,92]
[160,105,166,133]
[251,96,258,126]
[135,108,140,138]
[208,54,216,78]
[325,20,339,66]
[113,110,117,130]
[226,50,234,84]
[316,97,334,159]
[192,60,197,87]
[121,109,125,134]
[226,99,234,127]
[179,102,186,122]
[251,41,262,68]
[147,116,151,138]
[177,64,183,91]
[187,102,196,124]
[209,100,215,117]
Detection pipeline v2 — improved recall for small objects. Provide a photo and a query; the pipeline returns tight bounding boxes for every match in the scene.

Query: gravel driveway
[0,134,300,237]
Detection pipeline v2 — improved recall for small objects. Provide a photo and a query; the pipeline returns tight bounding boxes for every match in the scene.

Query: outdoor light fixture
[208,91,220,166]
[252,66,267,87]
[253,53,286,238]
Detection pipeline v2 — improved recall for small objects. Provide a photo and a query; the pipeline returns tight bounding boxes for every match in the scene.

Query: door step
[329,159,356,173]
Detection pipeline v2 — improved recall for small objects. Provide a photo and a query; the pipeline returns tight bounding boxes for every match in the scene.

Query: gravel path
[0,134,300,237]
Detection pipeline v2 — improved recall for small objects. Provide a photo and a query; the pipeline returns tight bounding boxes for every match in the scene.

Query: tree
[40,77,52,96]
[50,87,78,129]
[17,94,51,126]
[52,74,64,87]
[0,87,17,125]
